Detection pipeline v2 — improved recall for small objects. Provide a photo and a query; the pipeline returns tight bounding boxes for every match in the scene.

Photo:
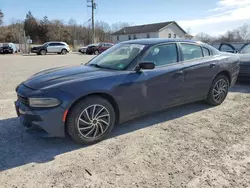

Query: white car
[31,42,70,55]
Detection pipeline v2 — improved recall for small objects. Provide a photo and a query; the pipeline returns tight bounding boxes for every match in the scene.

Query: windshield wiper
[89,64,104,68]
[89,64,116,70]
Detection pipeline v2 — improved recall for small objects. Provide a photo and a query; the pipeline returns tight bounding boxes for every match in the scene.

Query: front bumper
[79,48,86,53]
[15,84,70,137]
[15,100,66,137]
[31,50,38,53]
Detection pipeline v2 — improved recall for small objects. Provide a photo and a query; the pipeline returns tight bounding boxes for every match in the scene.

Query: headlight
[29,98,61,107]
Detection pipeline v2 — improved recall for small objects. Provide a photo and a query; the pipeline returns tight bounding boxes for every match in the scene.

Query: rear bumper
[15,100,66,137]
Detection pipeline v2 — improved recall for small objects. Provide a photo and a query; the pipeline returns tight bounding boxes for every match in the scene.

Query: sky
[1,0,250,36]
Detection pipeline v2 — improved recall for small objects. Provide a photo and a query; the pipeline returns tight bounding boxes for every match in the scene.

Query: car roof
[47,41,67,44]
[121,38,202,45]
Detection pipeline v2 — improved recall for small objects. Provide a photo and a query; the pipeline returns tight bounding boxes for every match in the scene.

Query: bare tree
[194,32,214,43]
[238,24,250,41]
[111,22,132,32]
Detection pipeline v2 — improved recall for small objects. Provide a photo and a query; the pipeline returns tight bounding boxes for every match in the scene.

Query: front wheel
[94,50,99,55]
[206,75,229,106]
[66,96,116,144]
[40,49,46,55]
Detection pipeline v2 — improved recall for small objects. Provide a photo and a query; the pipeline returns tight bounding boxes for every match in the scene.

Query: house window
[174,34,176,38]
[168,33,172,38]
[117,36,119,41]
[133,34,137,39]
[147,33,150,38]
[128,35,131,40]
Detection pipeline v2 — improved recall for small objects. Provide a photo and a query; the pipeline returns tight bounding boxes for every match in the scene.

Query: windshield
[87,43,145,70]
[42,42,49,46]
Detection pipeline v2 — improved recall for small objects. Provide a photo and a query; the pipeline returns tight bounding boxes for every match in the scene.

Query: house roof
[111,21,186,35]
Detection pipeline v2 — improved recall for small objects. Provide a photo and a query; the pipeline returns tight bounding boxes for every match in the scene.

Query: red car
[86,42,114,55]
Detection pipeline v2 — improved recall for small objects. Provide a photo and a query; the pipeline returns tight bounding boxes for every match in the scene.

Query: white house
[111,21,189,43]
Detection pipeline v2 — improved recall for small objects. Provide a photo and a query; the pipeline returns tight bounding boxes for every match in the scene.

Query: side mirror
[136,62,155,71]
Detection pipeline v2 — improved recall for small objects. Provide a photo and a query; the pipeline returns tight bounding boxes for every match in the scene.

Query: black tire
[66,96,116,144]
[206,75,229,106]
[40,49,46,55]
[61,49,67,55]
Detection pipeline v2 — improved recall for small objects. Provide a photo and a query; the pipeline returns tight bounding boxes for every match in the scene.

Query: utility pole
[23,30,27,54]
[87,0,96,43]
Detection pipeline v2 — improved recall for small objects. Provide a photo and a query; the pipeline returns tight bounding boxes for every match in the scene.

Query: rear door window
[180,43,203,61]
[48,43,56,46]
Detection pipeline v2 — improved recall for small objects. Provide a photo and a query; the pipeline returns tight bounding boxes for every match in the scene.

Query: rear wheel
[61,49,67,55]
[206,75,229,106]
[40,49,46,55]
[67,96,116,144]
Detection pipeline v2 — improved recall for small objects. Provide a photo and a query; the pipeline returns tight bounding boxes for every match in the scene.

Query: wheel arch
[61,48,68,52]
[64,92,120,132]
[215,70,232,85]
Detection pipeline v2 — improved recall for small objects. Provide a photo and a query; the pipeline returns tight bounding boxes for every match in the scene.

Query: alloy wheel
[77,104,110,138]
[212,79,228,103]
[62,49,67,55]
[40,50,46,55]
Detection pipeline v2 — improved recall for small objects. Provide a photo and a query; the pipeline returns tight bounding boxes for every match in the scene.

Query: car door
[98,43,106,53]
[178,43,218,101]
[238,43,250,76]
[124,43,186,114]
[218,43,236,53]
[54,43,63,52]
[46,43,56,53]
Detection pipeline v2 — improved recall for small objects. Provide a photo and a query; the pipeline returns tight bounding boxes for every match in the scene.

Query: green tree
[24,11,39,42]
[38,16,50,43]
[0,9,4,25]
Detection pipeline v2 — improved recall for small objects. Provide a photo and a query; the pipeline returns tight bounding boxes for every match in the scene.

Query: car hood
[23,65,121,90]
[32,46,43,50]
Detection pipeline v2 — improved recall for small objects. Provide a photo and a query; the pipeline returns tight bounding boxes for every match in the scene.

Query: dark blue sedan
[15,39,240,144]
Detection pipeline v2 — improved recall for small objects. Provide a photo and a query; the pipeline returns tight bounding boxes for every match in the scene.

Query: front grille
[17,94,29,105]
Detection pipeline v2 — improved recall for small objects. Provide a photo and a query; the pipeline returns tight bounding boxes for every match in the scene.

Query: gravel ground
[0,54,250,188]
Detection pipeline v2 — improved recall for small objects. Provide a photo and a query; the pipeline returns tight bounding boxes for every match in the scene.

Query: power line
[87,0,97,43]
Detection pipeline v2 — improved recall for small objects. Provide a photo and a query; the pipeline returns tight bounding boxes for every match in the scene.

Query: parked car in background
[15,39,239,144]
[31,41,70,55]
[218,42,250,80]
[86,42,114,55]
[0,43,18,54]
[78,44,93,54]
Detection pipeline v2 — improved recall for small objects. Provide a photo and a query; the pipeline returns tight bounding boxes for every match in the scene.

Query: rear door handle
[173,71,184,79]
[209,63,216,68]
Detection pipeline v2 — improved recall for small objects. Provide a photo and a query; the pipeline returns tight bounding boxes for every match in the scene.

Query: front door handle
[209,63,216,68]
